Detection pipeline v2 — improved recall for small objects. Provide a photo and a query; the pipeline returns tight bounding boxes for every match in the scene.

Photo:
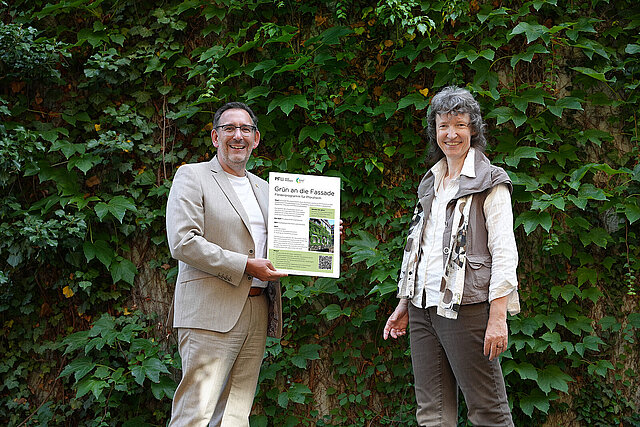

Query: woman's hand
[383,300,409,340]
[484,296,509,360]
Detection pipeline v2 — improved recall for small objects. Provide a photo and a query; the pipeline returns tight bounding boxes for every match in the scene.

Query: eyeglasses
[215,124,257,135]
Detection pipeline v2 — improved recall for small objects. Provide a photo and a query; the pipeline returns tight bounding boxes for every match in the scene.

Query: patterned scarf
[437,194,473,319]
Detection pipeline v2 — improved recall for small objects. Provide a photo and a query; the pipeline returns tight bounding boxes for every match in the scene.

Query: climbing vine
[0,0,638,425]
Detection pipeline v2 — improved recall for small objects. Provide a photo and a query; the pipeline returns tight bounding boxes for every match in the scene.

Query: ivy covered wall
[0,0,639,425]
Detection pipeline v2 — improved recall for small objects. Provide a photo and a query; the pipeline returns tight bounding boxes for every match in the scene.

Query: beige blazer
[166,156,282,338]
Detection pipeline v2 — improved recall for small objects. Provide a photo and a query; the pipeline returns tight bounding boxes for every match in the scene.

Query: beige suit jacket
[166,156,282,338]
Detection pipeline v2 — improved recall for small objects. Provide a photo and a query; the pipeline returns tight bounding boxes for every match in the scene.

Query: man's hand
[383,299,409,340]
[246,258,288,282]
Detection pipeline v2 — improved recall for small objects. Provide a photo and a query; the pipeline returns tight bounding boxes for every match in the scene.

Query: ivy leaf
[512,89,546,113]
[77,28,107,47]
[119,324,143,343]
[290,344,322,368]
[110,33,125,46]
[567,195,587,210]
[368,279,398,297]
[514,211,552,234]
[577,129,613,147]
[68,153,101,174]
[318,26,353,45]
[509,172,540,191]
[130,357,169,385]
[144,358,170,383]
[575,335,604,356]
[514,362,538,381]
[107,196,138,223]
[510,317,541,336]
[551,284,580,303]
[319,304,351,320]
[243,86,271,101]
[623,202,640,223]
[579,227,610,248]
[486,106,515,125]
[571,66,615,82]
[352,304,378,327]
[275,56,310,74]
[59,356,96,382]
[540,331,573,354]
[267,95,308,116]
[538,312,566,331]
[83,239,115,268]
[627,313,640,329]
[537,365,572,393]
[510,22,551,44]
[504,146,547,167]
[397,93,429,110]
[310,278,340,295]
[286,383,312,405]
[565,316,594,335]
[581,287,603,304]
[373,102,398,119]
[89,315,116,338]
[510,43,549,67]
[299,124,335,142]
[277,391,289,408]
[94,202,109,221]
[625,44,640,54]
[385,63,411,80]
[144,56,164,73]
[151,375,176,400]
[548,97,583,117]
[576,266,597,286]
[346,230,386,266]
[62,331,91,355]
[599,316,620,332]
[587,360,614,377]
[547,144,578,168]
[519,389,551,416]
[111,257,137,285]
[76,377,107,399]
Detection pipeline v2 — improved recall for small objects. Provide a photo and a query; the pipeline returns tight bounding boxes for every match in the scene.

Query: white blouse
[411,148,520,314]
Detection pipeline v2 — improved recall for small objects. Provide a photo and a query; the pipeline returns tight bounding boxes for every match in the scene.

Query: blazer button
[249,249,254,254]
[247,275,253,280]
[443,247,450,255]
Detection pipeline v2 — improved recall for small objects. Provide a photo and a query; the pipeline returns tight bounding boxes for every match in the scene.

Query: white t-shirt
[225,171,268,288]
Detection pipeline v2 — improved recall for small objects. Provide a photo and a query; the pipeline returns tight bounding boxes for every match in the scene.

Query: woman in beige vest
[383,86,520,426]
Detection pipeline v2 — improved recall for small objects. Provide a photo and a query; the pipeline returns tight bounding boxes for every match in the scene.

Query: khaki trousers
[408,302,514,427]
[170,294,268,427]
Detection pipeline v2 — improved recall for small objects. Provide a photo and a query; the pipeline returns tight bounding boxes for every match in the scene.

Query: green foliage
[58,312,177,425]
[0,0,639,425]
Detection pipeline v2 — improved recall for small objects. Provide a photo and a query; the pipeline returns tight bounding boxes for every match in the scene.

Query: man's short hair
[426,86,487,161]
[213,102,258,129]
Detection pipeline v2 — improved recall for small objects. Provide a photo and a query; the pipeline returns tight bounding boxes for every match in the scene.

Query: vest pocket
[466,254,492,290]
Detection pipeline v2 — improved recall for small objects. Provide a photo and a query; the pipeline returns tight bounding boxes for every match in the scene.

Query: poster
[267,172,340,278]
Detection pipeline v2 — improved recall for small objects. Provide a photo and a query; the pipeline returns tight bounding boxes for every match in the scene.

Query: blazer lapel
[210,156,253,235]
[248,173,269,225]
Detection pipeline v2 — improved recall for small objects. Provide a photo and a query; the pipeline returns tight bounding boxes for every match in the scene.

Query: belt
[248,287,265,297]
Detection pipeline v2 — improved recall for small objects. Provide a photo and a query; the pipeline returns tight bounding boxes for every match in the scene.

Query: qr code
[318,255,332,270]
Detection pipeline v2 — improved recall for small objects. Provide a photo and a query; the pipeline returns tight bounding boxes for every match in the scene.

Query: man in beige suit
[166,102,287,426]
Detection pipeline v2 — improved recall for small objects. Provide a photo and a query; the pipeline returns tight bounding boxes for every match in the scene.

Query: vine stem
[162,94,167,181]
[17,366,63,427]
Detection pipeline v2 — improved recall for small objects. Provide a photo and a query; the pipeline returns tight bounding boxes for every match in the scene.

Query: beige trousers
[169,294,268,427]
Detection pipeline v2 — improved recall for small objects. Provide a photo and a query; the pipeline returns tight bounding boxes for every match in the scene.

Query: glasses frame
[215,124,257,135]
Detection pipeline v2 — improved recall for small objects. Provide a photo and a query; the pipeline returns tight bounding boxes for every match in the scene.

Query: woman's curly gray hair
[426,86,487,161]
